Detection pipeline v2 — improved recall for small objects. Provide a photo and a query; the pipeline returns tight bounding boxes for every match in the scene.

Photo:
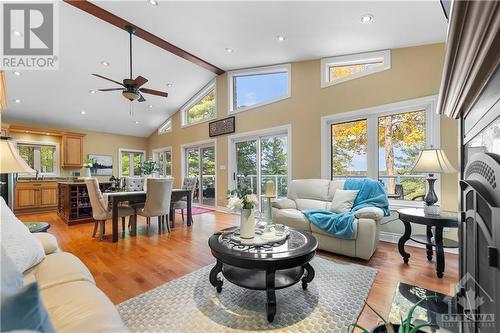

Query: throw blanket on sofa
[303,178,389,239]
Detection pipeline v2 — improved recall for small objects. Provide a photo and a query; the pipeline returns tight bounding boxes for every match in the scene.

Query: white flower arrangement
[227,196,244,211]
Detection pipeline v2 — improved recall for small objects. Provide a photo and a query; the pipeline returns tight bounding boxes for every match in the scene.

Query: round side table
[397,208,458,278]
[24,222,50,233]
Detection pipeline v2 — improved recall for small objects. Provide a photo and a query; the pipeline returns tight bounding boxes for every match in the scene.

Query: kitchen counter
[57,181,112,185]
[18,177,76,183]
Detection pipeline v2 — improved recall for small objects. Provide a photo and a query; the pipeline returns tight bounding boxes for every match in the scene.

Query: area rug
[176,206,213,215]
[117,256,377,333]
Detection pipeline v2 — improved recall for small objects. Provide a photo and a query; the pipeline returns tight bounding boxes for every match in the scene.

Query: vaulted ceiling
[3,1,447,137]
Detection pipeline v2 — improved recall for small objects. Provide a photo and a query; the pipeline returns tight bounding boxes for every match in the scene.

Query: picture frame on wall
[209,116,235,137]
[88,154,113,176]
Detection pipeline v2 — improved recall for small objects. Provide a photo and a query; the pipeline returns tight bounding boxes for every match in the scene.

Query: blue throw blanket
[303,178,389,239]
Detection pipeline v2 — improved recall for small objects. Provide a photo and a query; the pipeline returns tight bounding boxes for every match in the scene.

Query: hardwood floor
[19,210,458,329]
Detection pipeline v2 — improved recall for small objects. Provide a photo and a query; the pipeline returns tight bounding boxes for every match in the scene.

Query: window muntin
[321,50,390,88]
[158,118,172,135]
[181,80,216,127]
[228,64,291,113]
[378,110,426,201]
[120,150,145,177]
[17,143,57,176]
[331,119,368,178]
[153,148,172,176]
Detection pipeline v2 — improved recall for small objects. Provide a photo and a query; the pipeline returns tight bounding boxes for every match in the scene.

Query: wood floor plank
[18,211,458,329]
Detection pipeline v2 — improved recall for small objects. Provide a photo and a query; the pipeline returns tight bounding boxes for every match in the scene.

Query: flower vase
[240,209,255,245]
[84,168,91,178]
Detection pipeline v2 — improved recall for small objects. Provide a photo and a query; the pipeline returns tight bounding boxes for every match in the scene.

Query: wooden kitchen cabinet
[62,134,84,167]
[15,182,58,214]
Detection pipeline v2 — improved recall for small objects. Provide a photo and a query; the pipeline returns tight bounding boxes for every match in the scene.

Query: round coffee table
[208,228,318,322]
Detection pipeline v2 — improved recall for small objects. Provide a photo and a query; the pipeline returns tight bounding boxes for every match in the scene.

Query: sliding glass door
[184,143,216,207]
[231,131,289,211]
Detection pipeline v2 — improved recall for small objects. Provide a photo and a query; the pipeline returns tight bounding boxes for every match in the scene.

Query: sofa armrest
[354,207,385,221]
[271,198,296,210]
[33,233,59,255]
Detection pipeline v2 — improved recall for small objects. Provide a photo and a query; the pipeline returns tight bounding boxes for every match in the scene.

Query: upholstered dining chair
[134,178,174,234]
[172,177,196,222]
[85,178,135,241]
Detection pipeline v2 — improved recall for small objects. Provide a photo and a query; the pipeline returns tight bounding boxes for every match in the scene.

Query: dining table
[103,189,192,242]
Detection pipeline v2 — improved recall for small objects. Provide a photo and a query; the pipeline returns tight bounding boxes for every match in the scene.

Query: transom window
[119,149,145,177]
[17,141,58,176]
[181,80,216,127]
[152,147,172,177]
[228,64,291,113]
[325,96,439,205]
[158,118,172,135]
[321,50,390,88]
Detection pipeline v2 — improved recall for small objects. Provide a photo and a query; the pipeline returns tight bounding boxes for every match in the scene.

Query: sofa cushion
[311,219,358,239]
[330,189,359,213]
[273,209,311,232]
[1,197,45,273]
[327,180,345,201]
[295,198,328,211]
[24,252,95,290]
[288,179,331,202]
[33,233,59,255]
[1,246,23,295]
[40,281,127,333]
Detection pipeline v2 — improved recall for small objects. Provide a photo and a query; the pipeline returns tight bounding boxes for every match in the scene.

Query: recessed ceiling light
[360,14,374,24]
[277,35,286,42]
[89,89,96,94]
[166,83,173,88]
[13,71,22,76]
[135,121,140,124]
[148,104,153,109]
[101,61,110,66]
[12,30,23,37]
[148,0,158,5]
[225,48,233,53]
[80,110,86,115]
[14,99,21,103]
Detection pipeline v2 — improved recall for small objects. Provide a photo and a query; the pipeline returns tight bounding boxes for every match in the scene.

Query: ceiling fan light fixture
[122,90,140,101]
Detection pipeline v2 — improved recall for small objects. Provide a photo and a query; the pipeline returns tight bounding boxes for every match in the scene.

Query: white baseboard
[379,231,459,254]
[216,206,236,214]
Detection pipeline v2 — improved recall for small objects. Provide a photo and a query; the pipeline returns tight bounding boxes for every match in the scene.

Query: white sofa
[1,198,127,332]
[272,179,385,260]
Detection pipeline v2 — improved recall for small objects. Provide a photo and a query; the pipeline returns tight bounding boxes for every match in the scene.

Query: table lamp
[0,136,36,209]
[411,148,456,215]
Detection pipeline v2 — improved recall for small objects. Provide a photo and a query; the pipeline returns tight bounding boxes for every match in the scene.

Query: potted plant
[83,159,94,178]
[349,296,437,333]
[227,184,258,245]
[140,159,160,191]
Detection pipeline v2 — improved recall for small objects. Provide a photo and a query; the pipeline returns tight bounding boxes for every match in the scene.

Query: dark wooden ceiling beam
[64,0,225,75]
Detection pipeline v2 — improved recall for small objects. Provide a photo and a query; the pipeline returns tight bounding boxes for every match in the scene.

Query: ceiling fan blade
[134,76,148,87]
[98,88,125,92]
[92,74,124,86]
[137,94,146,102]
[140,88,168,98]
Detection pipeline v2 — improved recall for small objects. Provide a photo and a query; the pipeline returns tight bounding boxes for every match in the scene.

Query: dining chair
[172,177,196,223]
[134,178,174,234]
[85,178,135,241]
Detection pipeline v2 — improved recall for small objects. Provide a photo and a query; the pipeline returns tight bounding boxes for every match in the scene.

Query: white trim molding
[320,50,391,88]
[158,118,172,135]
[227,63,291,114]
[180,79,217,128]
[118,148,146,178]
[151,146,173,177]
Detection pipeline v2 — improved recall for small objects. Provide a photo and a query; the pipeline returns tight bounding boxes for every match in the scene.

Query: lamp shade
[0,137,35,174]
[411,148,456,174]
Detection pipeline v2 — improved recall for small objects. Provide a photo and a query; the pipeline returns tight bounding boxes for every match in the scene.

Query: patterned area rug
[117,256,377,333]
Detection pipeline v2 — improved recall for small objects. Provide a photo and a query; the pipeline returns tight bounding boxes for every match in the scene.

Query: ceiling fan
[92,26,168,102]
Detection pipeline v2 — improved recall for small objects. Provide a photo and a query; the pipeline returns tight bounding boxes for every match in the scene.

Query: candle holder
[261,194,276,240]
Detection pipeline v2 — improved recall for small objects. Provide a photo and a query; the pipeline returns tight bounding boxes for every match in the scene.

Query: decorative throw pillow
[0,246,23,295]
[330,190,359,213]
[0,198,45,273]
[0,283,55,333]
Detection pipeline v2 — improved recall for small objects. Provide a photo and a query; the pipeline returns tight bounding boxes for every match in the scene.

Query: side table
[24,222,50,233]
[397,208,458,278]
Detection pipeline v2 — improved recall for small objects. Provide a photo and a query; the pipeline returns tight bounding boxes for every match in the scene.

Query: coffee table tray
[224,225,290,246]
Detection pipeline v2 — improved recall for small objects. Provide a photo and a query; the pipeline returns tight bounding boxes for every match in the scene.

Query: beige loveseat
[272,179,385,260]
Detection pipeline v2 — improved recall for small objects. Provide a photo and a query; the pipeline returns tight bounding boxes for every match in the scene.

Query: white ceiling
[4,1,447,137]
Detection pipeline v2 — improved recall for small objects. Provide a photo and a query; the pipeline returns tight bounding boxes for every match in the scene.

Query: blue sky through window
[235,72,288,109]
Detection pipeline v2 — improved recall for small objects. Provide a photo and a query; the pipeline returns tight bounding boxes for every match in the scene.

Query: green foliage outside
[18,145,55,173]
[187,90,215,124]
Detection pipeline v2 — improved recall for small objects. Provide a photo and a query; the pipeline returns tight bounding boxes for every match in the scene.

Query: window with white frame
[119,149,145,177]
[320,50,390,88]
[158,118,172,135]
[152,147,172,176]
[181,80,216,126]
[325,96,439,204]
[228,64,291,113]
[17,142,58,176]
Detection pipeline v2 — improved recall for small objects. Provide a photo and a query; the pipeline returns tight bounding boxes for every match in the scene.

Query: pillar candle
[265,180,274,196]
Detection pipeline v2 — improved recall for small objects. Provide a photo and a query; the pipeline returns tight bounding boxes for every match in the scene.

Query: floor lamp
[0,136,35,209]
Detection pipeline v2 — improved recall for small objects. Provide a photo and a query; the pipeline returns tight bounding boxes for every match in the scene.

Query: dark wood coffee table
[208,228,318,322]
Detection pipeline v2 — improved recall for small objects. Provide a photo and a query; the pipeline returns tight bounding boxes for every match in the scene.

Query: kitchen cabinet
[62,134,84,167]
[15,181,58,214]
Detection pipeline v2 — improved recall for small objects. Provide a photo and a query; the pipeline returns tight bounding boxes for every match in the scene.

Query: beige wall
[148,43,460,217]
[4,122,148,179]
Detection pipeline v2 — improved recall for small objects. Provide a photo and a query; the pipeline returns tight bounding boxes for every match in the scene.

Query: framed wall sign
[209,116,235,137]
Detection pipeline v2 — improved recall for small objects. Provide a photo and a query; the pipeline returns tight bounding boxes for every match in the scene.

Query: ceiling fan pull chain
[129,102,134,117]
[129,29,133,80]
